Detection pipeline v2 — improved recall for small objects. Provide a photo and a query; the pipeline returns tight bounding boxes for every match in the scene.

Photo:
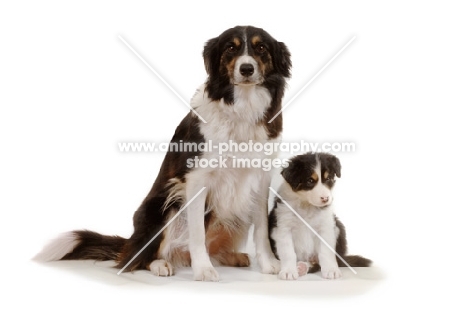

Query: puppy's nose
[320,196,329,203]
[240,63,254,77]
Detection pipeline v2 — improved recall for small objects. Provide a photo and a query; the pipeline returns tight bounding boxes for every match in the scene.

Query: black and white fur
[269,152,371,280]
[35,26,291,281]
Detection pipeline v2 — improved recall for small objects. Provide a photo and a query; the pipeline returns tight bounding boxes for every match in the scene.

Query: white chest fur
[187,84,276,223]
[192,84,271,143]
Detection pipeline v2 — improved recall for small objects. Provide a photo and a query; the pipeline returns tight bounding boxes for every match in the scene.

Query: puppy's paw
[149,259,173,277]
[278,268,299,280]
[321,267,342,279]
[297,261,309,277]
[193,266,219,282]
[258,255,281,274]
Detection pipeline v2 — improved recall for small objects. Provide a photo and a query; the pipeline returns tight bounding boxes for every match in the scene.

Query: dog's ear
[203,37,220,76]
[281,159,301,191]
[332,156,342,178]
[321,153,342,178]
[273,41,292,78]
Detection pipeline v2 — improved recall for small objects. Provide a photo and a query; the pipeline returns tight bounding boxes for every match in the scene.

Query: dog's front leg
[318,227,342,279]
[273,228,299,280]
[254,172,280,274]
[186,183,219,281]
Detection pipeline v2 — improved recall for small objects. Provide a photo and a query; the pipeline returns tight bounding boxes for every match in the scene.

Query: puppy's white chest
[289,207,334,261]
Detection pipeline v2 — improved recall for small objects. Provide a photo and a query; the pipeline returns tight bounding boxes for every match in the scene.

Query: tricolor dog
[35,26,291,281]
[269,152,371,280]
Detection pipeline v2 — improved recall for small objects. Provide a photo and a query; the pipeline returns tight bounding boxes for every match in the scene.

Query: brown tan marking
[324,171,329,179]
[233,37,241,47]
[251,35,273,75]
[225,57,237,78]
[205,214,250,267]
[220,37,242,79]
[311,172,319,182]
[251,35,262,45]
[253,53,273,76]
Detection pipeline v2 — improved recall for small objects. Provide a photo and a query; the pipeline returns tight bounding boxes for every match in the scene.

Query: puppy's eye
[306,178,315,185]
[256,43,266,53]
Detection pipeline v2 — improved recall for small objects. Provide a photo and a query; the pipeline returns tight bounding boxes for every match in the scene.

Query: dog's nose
[320,196,329,203]
[240,63,254,77]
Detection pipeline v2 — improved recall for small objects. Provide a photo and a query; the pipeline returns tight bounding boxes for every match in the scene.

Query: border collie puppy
[269,152,371,280]
[35,26,291,281]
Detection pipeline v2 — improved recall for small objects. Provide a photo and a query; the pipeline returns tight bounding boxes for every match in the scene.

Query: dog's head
[203,26,291,102]
[281,152,341,208]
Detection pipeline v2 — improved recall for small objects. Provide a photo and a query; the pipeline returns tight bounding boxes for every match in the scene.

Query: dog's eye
[307,178,315,185]
[227,45,238,53]
[256,43,266,54]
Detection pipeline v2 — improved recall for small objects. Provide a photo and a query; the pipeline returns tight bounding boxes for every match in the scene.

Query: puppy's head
[281,153,341,208]
[203,26,291,102]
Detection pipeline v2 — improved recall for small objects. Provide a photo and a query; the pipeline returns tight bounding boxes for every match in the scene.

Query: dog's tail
[338,255,372,268]
[33,230,126,262]
[307,255,372,274]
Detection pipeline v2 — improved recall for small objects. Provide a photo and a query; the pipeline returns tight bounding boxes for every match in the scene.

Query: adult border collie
[35,26,291,281]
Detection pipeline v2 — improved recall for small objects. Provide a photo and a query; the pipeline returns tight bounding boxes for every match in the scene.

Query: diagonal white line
[269,187,357,274]
[117,187,206,275]
[268,36,356,123]
[118,35,207,123]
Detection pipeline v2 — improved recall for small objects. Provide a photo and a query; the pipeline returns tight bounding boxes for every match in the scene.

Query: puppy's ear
[203,37,220,76]
[333,157,341,178]
[323,154,342,178]
[273,41,292,78]
[281,160,301,191]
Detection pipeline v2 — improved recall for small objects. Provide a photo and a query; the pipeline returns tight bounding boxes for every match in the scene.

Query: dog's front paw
[297,261,309,276]
[321,267,342,279]
[278,268,299,280]
[258,255,281,274]
[149,259,173,277]
[193,266,219,282]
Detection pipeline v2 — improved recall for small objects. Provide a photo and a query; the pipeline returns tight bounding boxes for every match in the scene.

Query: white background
[1,0,467,309]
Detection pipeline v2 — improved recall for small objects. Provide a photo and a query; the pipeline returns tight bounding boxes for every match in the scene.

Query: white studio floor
[27,258,385,308]
[16,235,462,310]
